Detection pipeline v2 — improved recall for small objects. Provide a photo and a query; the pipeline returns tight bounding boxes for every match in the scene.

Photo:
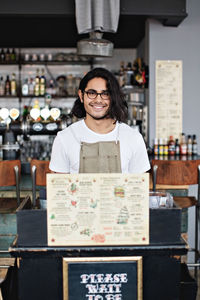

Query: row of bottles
[153,134,198,156]
[0,69,82,97]
[0,49,90,63]
[0,73,17,96]
[0,48,17,62]
[22,70,81,97]
[115,58,148,88]
[22,69,46,96]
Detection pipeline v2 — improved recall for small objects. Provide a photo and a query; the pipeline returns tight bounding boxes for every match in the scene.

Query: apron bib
[79,140,122,173]
[70,124,122,173]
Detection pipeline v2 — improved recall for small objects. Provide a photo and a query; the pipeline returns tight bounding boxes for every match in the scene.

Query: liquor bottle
[125,62,133,86]
[5,48,11,62]
[159,138,164,156]
[22,79,29,96]
[180,133,187,155]
[153,138,159,156]
[11,73,17,96]
[10,48,16,62]
[163,138,168,156]
[46,79,55,95]
[4,75,11,95]
[39,68,46,96]
[134,58,143,86]
[119,61,125,87]
[0,76,4,95]
[28,78,35,95]
[168,136,175,156]
[175,139,180,156]
[187,135,192,156]
[34,69,40,96]
[0,49,5,62]
[192,134,198,155]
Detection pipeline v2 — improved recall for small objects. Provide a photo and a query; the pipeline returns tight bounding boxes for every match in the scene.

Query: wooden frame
[63,256,143,300]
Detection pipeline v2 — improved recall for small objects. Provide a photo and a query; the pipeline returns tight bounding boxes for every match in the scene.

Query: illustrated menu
[47,173,149,246]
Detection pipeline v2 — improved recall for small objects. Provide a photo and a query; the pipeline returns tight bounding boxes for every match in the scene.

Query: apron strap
[115,122,120,144]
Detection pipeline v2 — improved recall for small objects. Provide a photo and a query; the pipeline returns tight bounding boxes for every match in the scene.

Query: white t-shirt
[49,120,150,173]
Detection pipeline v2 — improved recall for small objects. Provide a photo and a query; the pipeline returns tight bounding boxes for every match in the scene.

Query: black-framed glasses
[83,89,110,100]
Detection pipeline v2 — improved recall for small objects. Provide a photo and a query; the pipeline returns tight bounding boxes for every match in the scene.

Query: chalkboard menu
[63,257,142,300]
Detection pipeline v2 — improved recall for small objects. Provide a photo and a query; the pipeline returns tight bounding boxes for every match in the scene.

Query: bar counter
[10,241,187,300]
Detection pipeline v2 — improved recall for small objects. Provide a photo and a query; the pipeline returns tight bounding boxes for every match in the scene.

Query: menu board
[156,60,182,139]
[47,173,149,246]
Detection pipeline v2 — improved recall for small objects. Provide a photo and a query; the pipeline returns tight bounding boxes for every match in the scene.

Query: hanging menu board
[47,173,149,246]
[156,60,182,139]
[63,256,143,300]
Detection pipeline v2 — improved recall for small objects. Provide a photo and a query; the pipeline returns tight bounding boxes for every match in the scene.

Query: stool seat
[151,158,200,279]
[174,196,197,209]
[30,159,50,207]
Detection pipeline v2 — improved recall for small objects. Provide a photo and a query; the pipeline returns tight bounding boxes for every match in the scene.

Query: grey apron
[70,125,122,173]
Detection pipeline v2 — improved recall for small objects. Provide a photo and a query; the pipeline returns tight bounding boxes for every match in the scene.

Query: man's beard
[86,110,110,120]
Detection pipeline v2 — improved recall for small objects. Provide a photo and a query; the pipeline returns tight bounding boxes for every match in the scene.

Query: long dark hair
[71,68,128,122]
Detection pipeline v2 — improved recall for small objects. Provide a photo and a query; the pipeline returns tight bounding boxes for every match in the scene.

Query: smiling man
[49,68,150,174]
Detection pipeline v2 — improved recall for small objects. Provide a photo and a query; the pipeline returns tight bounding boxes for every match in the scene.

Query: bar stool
[0,160,21,205]
[0,160,21,300]
[30,159,50,207]
[151,158,200,278]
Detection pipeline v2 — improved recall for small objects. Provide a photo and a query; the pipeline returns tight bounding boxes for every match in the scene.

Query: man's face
[79,77,111,120]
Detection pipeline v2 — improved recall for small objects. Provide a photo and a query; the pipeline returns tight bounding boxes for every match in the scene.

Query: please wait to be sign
[63,257,143,300]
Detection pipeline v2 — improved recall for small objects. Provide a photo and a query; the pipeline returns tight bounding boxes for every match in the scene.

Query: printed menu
[47,173,149,246]
[156,60,182,139]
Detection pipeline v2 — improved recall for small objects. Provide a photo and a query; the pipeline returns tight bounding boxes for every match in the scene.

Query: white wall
[146,0,200,263]
[147,0,200,148]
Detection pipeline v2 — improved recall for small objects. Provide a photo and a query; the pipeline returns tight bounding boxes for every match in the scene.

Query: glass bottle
[125,62,133,86]
[0,49,5,62]
[180,133,187,155]
[175,139,180,156]
[168,136,175,156]
[159,138,164,156]
[39,68,46,96]
[119,61,125,87]
[163,138,168,156]
[11,73,17,96]
[153,138,159,156]
[28,78,35,95]
[34,69,40,96]
[0,76,5,95]
[22,78,29,96]
[192,135,198,156]
[187,135,192,156]
[4,75,11,95]
[5,48,11,62]
[10,48,16,62]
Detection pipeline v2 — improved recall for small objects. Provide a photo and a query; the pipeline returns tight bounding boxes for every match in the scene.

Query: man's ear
[78,90,83,103]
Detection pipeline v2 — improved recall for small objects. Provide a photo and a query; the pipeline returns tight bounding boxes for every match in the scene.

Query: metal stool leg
[31,165,37,207]
[14,165,20,206]
[195,165,200,278]
[153,165,158,192]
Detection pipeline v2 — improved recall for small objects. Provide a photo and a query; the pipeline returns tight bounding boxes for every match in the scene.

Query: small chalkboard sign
[63,257,142,300]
